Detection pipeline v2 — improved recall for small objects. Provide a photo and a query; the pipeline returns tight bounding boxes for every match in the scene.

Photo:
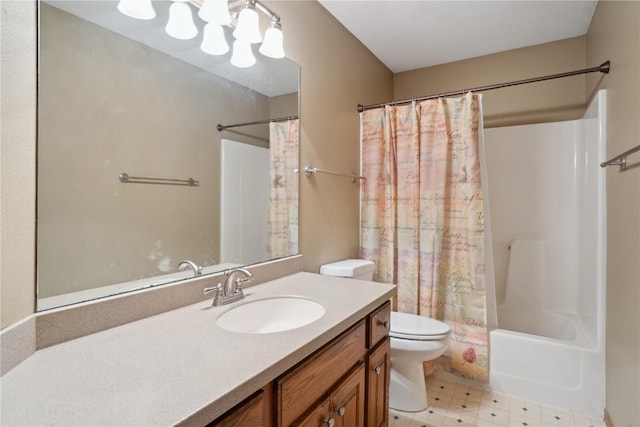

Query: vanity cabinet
[207,390,266,427]
[297,363,366,427]
[277,319,367,426]
[366,301,391,427]
[366,338,390,427]
[210,301,391,427]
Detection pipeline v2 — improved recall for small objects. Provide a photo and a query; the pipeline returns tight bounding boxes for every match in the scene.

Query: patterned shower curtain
[359,93,489,381]
[268,119,299,259]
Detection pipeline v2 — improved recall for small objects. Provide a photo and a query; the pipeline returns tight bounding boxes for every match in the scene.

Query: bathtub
[484,91,606,418]
[490,326,603,416]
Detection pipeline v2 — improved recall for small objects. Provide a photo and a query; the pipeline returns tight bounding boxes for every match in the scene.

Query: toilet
[320,259,451,412]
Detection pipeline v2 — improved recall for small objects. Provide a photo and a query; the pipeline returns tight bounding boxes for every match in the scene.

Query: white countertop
[0,272,396,426]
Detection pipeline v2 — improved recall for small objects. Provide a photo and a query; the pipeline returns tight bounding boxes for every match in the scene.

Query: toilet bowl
[320,259,451,413]
[389,311,450,412]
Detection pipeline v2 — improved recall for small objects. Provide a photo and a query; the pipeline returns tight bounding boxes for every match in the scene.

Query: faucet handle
[204,284,223,306]
[235,276,252,285]
[224,268,253,293]
[204,284,222,295]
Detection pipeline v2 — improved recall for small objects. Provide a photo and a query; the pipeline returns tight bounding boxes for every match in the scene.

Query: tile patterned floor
[389,377,606,427]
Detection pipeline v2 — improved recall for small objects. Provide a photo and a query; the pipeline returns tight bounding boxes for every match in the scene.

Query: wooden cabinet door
[367,338,390,427]
[296,396,332,427]
[209,390,266,427]
[331,363,366,427]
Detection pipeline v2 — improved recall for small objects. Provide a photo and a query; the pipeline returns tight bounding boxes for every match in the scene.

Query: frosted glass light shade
[198,0,232,25]
[232,7,261,44]
[259,26,285,58]
[201,23,230,55]
[165,2,198,40]
[117,0,156,20]
[230,40,256,68]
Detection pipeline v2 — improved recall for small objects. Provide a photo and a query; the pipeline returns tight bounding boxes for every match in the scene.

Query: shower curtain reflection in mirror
[268,119,300,258]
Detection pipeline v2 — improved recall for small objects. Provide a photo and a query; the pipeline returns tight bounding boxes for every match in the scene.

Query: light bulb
[259,24,285,59]
[165,2,198,40]
[117,0,156,20]
[198,0,232,25]
[201,23,230,55]
[230,40,256,68]
[232,6,261,44]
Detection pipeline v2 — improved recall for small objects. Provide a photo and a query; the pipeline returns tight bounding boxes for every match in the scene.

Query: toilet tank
[319,259,375,281]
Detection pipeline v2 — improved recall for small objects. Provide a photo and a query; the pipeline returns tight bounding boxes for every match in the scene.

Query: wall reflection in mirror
[37,0,300,310]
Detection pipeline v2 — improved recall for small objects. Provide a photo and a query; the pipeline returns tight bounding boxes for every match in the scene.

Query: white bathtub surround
[484,91,606,417]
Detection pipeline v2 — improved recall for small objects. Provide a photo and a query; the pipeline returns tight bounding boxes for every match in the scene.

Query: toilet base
[389,360,428,412]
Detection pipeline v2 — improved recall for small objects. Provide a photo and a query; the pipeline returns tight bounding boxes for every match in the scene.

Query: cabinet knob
[323,417,335,427]
[336,406,346,416]
[375,366,381,375]
[379,320,389,328]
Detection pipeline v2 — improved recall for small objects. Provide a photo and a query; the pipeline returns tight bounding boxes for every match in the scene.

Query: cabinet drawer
[368,301,391,348]
[277,320,366,426]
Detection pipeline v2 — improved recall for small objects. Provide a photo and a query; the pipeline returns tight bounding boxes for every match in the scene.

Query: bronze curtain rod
[217,115,299,131]
[357,61,611,112]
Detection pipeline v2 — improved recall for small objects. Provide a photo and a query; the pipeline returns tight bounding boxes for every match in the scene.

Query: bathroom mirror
[37,0,300,310]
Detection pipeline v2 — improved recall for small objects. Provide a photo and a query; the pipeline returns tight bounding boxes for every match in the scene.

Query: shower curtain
[359,93,489,381]
[268,119,300,258]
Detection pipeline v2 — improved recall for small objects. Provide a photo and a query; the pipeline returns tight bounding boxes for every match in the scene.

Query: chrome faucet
[204,267,253,306]
[178,260,202,277]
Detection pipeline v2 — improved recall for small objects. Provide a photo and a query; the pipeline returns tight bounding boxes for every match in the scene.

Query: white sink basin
[216,297,326,334]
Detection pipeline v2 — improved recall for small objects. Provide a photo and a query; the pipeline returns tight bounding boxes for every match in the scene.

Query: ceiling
[318,0,598,73]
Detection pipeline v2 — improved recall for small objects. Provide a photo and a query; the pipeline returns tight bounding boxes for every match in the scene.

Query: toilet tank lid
[320,259,375,277]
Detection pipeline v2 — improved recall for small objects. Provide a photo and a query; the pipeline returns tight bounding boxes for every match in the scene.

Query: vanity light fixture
[117,0,286,68]
[201,22,230,55]
[165,1,198,40]
[259,19,285,59]
[198,0,232,25]
[232,1,262,44]
[117,0,156,20]
[230,39,256,68]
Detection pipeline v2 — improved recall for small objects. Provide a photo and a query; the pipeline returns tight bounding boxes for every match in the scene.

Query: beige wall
[269,92,299,119]
[585,1,640,425]
[1,1,37,328]
[266,0,393,274]
[394,37,587,128]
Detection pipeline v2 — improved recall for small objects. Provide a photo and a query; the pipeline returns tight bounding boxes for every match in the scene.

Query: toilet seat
[390,311,450,341]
